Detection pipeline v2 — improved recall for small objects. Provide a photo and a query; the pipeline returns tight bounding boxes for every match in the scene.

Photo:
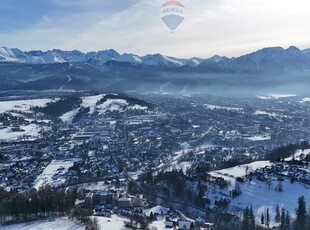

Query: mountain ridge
[1,45,310,73]
[1,45,310,93]
[0,46,212,67]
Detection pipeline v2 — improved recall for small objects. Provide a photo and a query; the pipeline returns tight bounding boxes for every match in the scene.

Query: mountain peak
[287,45,299,50]
[96,49,120,57]
[286,46,303,56]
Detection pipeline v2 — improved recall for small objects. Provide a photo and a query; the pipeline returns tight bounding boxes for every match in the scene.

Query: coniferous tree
[190,222,195,230]
[243,207,250,230]
[261,213,265,225]
[242,206,256,230]
[280,208,286,230]
[278,180,283,192]
[295,196,306,230]
[195,185,206,208]
[249,206,255,228]
[275,204,281,223]
[149,212,155,221]
[266,208,270,227]
[285,210,290,230]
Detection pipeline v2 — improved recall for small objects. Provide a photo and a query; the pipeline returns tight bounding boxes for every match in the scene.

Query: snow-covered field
[1,215,130,230]
[76,181,112,191]
[60,108,80,124]
[164,161,193,173]
[0,98,55,141]
[149,220,169,230]
[1,218,84,230]
[210,156,310,226]
[145,207,171,230]
[257,94,297,100]
[231,179,310,226]
[0,124,47,141]
[0,98,54,114]
[254,110,288,118]
[95,215,129,230]
[96,99,128,114]
[284,148,310,161]
[81,94,103,113]
[300,98,310,103]
[60,94,148,123]
[33,159,79,190]
[144,205,170,217]
[204,104,243,112]
[245,134,271,141]
[210,161,271,180]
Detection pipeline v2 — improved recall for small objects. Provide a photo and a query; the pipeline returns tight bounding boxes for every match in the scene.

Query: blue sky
[0,0,138,32]
[1,0,310,58]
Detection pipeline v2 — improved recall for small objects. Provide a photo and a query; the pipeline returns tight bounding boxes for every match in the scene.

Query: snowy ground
[0,124,47,141]
[257,94,297,100]
[164,161,193,173]
[0,98,55,141]
[149,220,169,230]
[81,94,103,113]
[1,218,84,230]
[300,98,310,103]
[144,206,170,217]
[95,215,129,230]
[60,108,79,124]
[33,159,79,190]
[76,181,112,191]
[1,215,130,230]
[0,98,54,114]
[203,104,243,112]
[96,99,128,114]
[285,149,310,161]
[254,110,288,118]
[210,161,271,182]
[60,94,148,123]
[245,134,271,141]
[210,156,310,226]
[231,179,310,226]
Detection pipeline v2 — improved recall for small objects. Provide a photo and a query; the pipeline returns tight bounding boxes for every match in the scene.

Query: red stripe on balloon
[161,1,184,8]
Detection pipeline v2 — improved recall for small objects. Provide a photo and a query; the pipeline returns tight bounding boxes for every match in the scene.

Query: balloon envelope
[161,15,184,31]
[160,1,185,31]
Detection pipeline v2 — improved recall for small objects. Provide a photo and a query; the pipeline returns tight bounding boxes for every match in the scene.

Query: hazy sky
[1,0,310,58]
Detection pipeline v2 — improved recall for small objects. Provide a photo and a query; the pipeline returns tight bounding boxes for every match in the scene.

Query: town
[0,91,310,229]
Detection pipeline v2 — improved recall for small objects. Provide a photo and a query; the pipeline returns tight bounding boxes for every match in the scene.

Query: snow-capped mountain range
[0,46,219,67]
[2,45,310,73]
[1,45,310,93]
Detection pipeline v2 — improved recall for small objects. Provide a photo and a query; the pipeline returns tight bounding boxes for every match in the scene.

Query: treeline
[96,94,155,110]
[72,106,90,123]
[140,170,210,209]
[143,170,187,197]
[0,153,7,162]
[267,141,310,162]
[219,158,253,170]
[32,96,82,118]
[0,188,76,224]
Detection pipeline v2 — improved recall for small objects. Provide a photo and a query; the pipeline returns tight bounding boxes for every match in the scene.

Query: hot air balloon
[160,0,185,32]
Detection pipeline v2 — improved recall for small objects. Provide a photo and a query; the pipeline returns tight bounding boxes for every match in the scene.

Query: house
[131,195,144,207]
[165,220,174,228]
[85,191,114,207]
[118,197,132,208]
[179,220,191,230]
